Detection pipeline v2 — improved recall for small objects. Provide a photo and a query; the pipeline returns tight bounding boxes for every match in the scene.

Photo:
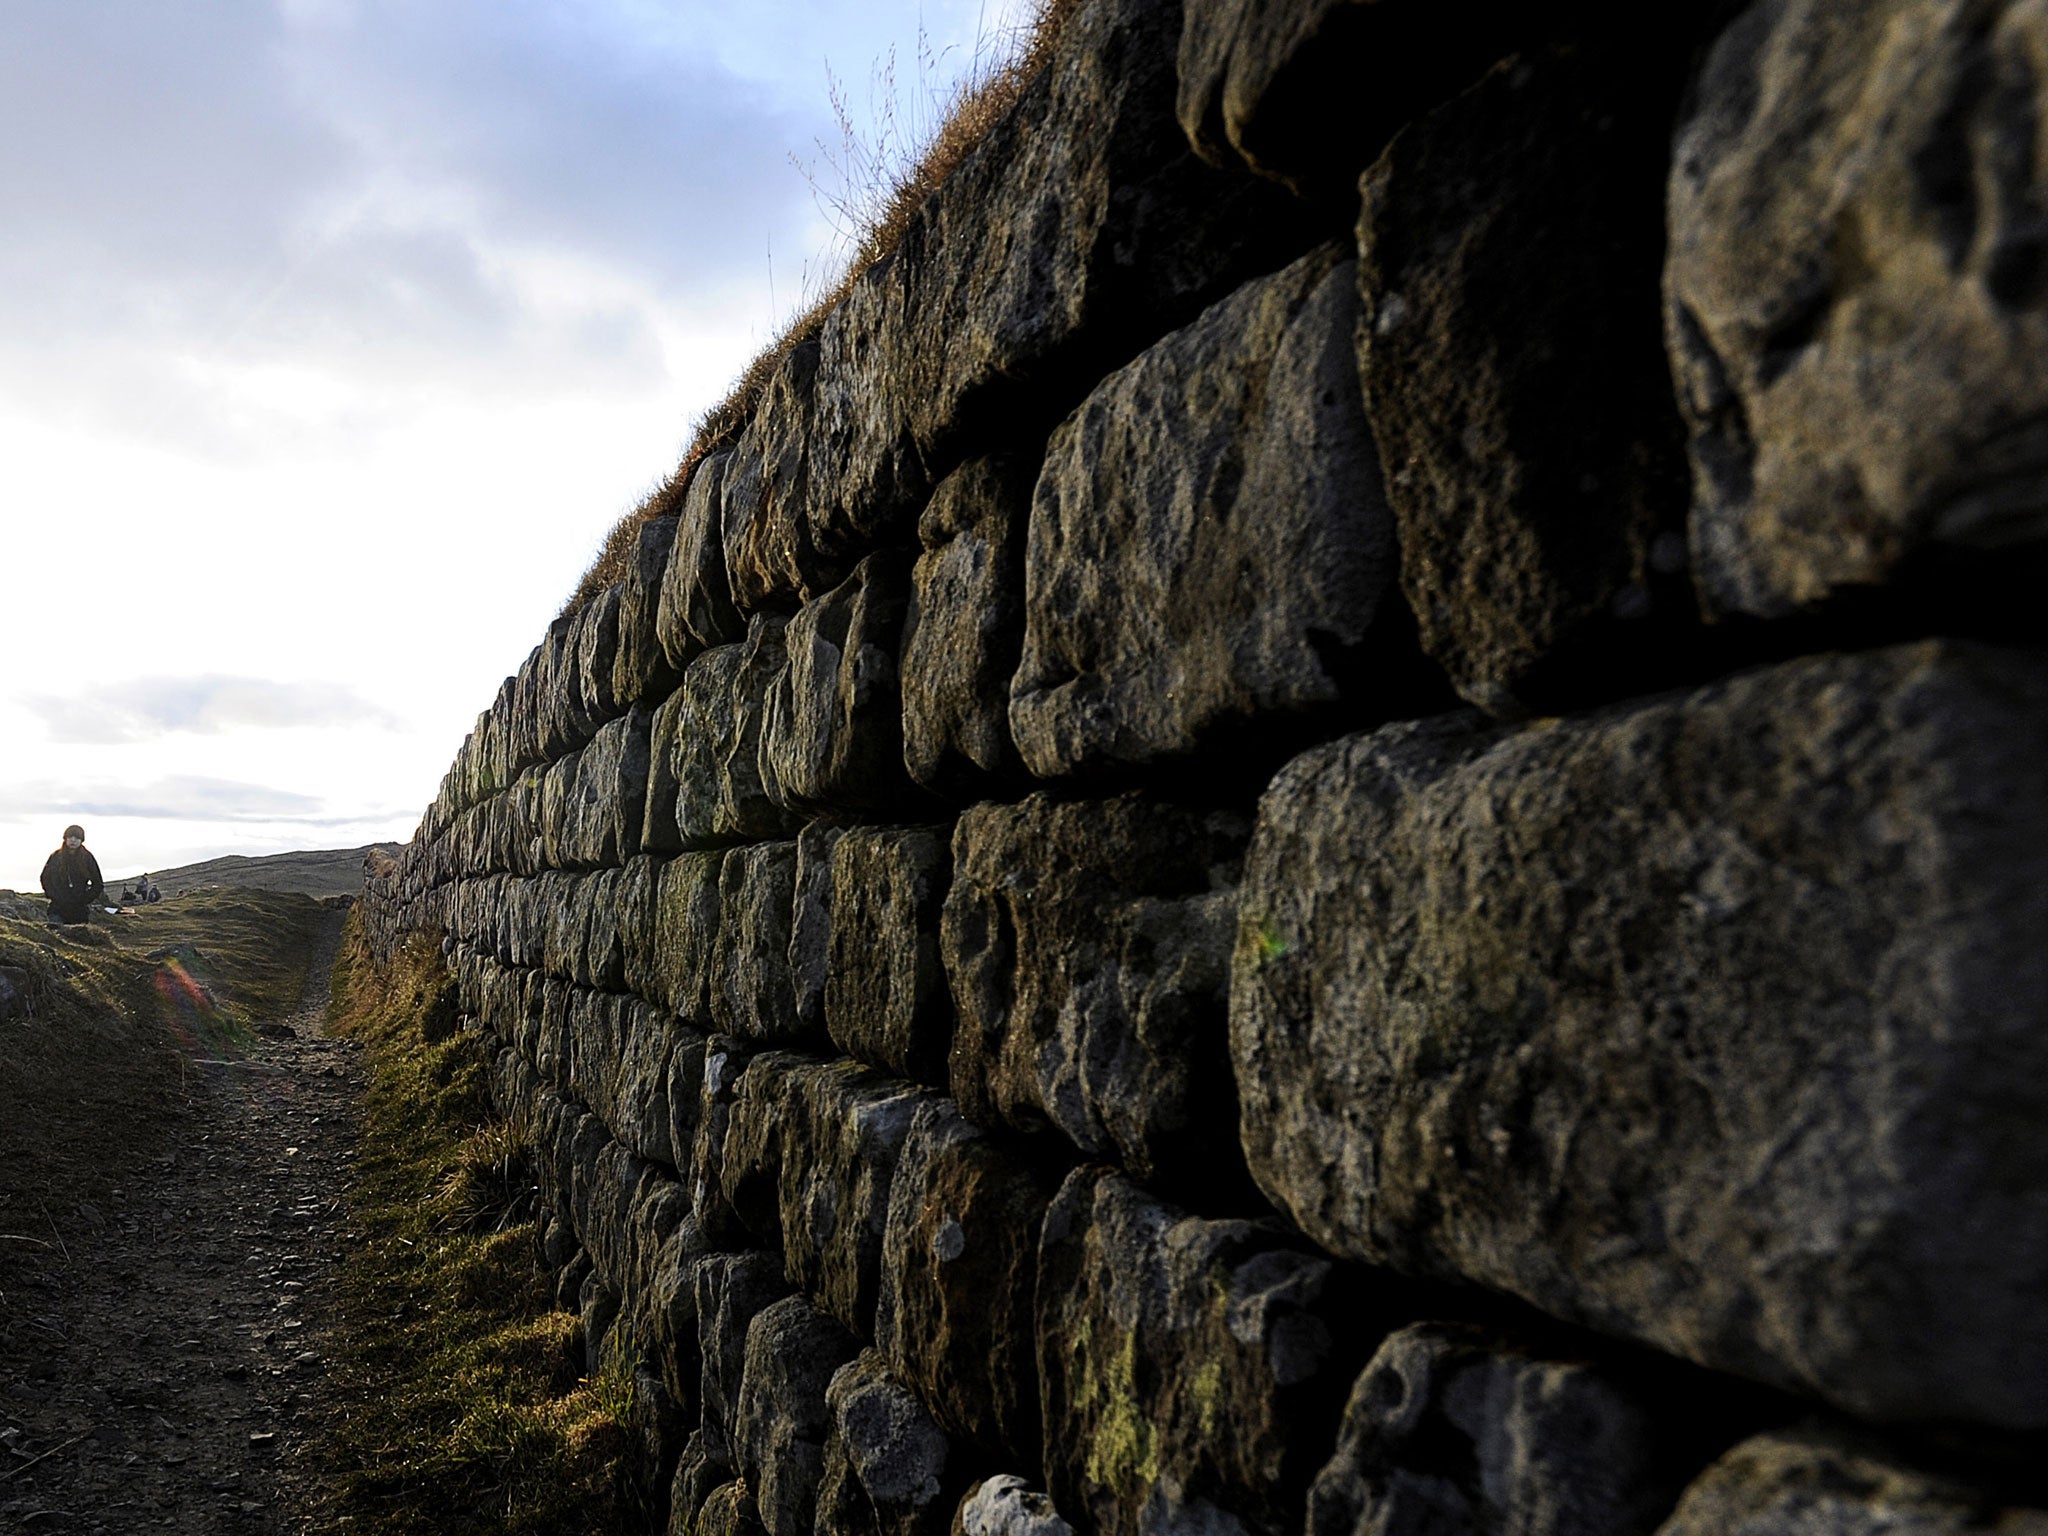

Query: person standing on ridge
[41,824,105,927]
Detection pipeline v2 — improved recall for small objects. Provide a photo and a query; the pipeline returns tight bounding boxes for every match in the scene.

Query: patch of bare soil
[0,912,359,1534]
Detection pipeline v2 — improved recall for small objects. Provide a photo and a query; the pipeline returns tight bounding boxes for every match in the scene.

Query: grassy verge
[0,889,329,1277]
[322,912,635,1535]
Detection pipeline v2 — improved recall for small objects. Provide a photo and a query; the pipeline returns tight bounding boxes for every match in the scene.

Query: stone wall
[358,1,2048,1532]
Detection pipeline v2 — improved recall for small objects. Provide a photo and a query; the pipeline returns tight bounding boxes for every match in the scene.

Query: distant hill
[103,844,407,900]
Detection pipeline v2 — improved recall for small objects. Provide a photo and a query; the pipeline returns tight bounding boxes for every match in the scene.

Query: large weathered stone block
[943,792,1247,1185]
[1012,241,1396,776]
[579,866,626,991]
[697,1251,795,1486]
[737,1295,864,1536]
[1233,640,2048,1429]
[1037,1167,1363,1536]
[709,841,805,1044]
[676,618,801,846]
[877,1100,1055,1463]
[718,1049,813,1247]
[764,552,925,815]
[721,338,842,610]
[1307,1323,1692,1536]
[614,513,683,709]
[953,1478,1075,1536]
[574,584,624,730]
[779,1062,929,1338]
[557,709,651,867]
[1356,45,1693,713]
[819,1350,962,1536]
[789,820,850,1036]
[901,455,1036,796]
[690,1034,763,1247]
[663,1026,709,1189]
[1667,0,2048,620]
[653,850,725,1022]
[618,855,664,1004]
[826,825,953,1088]
[644,690,688,856]
[568,989,679,1170]
[657,450,747,670]
[1656,1427,2048,1536]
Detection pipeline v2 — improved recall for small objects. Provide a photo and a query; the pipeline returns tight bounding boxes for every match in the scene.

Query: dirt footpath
[0,913,360,1535]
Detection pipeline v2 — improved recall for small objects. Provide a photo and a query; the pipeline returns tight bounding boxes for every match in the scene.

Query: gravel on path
[0,910,362,1535]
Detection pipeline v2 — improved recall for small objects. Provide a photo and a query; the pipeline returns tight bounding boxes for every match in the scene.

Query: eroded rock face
[736,1295,864,1536]
[709,841,805,1045]
[657,451,747,670]
[1656,1427,2048,1536]
[614,514,682,708]
[676,622,800,848]
[764,553,923,816]
[818,1350,962,1536]
[1177,0,1608,198]
[787,0,1316,580]
[722,339,845,610]
[653,851,725,1023]
[1232,640,2048,1429]
[1012,242,1396,777]
[1307,1323,1685,1536]
[1356,46,1693,713]
[826,825,954,1088]
[1037,1167,1362,1536]
[789,821,851,1036]
[1667,0,2048,619]
[877,1100,1057,1463]
[902,454,1038,796]
[943,792,1247,1186]
[726,1055,931,1336]
[953,1478,1076,1536]
[644,691,688,856]
[695,1251,794,1483]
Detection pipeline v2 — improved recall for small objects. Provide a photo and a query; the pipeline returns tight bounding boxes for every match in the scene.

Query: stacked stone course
[362,0,2048,1532]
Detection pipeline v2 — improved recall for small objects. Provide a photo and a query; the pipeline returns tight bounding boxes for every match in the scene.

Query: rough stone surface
[615,513,683,708]
[662,1027,710,1188]
[876,1099,1056,1462]
[777,1061,929,1337]
[696,1251,794,1484]
[1177,0,1584,198]
[709,841,805,1044]
[722,339,844,610]
[789,820,851,1036]
[1307,1323,1686,1536]
[721,1052,928,1333]
[618,856,664,1001]
[1012,241,1395,776]
[658,450,747,669]
[676,623,799,848]
[1656,1427,2048,1536]
[697,1481,771,1536]
[765,551,925,816]
[689,1035,762,1247]
[1037,1166,1362,1536]
[943,792,1247,1185]
[901,454,1037,795]
[1667,0,2048,619]
[736,1295,864,1536]
[953,1478,1076,1536]
[1356,45,1692,714]
[644,690,688,855]
[825,824,954,1088]
[574,586,623,734]
[819,1350,961,1536]
[1232,639,2048,1429]
[653,851,725,1023]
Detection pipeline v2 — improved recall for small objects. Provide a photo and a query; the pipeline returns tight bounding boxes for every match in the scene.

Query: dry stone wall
[359,1,2048,1532]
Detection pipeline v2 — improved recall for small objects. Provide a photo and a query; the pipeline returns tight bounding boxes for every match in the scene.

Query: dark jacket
[41,845,104,920]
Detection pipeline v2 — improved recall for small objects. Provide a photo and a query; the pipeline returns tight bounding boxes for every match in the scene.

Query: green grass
[321,915,636,1536]
[0,888,330,1273]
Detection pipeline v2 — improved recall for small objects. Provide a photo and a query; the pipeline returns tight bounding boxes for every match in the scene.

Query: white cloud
[17,675,404,745]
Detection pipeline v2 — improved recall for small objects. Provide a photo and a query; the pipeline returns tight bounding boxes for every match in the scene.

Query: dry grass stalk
[556,0,1081,622]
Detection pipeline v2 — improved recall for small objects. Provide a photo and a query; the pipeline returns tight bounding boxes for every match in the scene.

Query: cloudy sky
[0,0,1032,891]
